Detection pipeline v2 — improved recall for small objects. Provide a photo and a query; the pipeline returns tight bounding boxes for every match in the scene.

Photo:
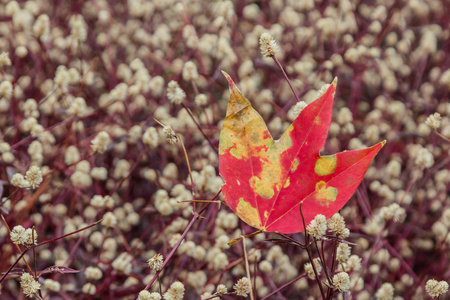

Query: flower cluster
[0,0,448,299]
[10,225,37,246]
[20,273,41,297]
[147,253,164,271]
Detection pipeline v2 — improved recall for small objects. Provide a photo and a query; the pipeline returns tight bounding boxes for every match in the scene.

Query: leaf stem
[228,229,264,247]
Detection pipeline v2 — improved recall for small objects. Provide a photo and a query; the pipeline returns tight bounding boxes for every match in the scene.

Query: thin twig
[277,233,307,248]
[299,205,326,299]
[36,219,102,247]
[139,198,215,297]
[181,103,217,151]
[228,229,264,247]
[178,200,222,204]
[272,55,300,102]
[242,235,255,300]
[0,248,29,284]
[32,227,37,278]
[330,239,339,279]
[432,129,450,143]
[177,133,197,208]
[315,239,332,285]
[261,273,306,300]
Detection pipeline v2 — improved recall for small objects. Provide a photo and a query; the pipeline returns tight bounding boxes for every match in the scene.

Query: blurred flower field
[0,0,449,299]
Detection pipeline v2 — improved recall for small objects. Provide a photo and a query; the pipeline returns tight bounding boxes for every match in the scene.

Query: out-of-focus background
[0,0,449,299]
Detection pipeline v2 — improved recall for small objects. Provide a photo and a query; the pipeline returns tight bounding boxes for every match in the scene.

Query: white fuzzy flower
[306,214,327,239]
[167,81,186,105]
[426,279,449,298]
[259,33,279,58]
[91,131,111,154]
[425,113,441,130]
[20,273,41,297]
[333,272,350,292]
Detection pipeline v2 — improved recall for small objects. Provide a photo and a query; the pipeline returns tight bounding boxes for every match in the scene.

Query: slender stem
[32,227,37,278]
[330,239,339,277]
[432,129,450,143]
[178,200,221,204]
[157,274,162,295]
[108,150,145,196]
[299,205,326,299]
[315,239,332,285]
[139,201,213,296]
[272,55,300,102]
[141,214,198,292]
[278,233,306,248]
[153,118,198,211]
[260,273,305,300]
[305,245,326,300]
[191,80,199,95]
[228,229,264,247]
[181,103,217,151]
[36,219,102,247]
[399,166,423,206]
[299,204,309,245]
[0,248,29,284]
[177,133,196,212]
[242,235,255,300]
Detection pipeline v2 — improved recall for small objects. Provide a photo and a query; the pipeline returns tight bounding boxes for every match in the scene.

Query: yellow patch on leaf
[314,155,337,176]
[250,176,275,199]
[315,181,338,206]
[290,158,300,172]
[229,148,242,159]
[236,198,262,229]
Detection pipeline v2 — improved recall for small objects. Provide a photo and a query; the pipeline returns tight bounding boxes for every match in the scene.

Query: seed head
[148,253,164,271]
[25,166,43,189]
[167,81,186,105]
[426,279,449,298]
[91,131,111,154]
[233,277,251,297]
[306,214,327,239]
[425,112,441,130]
[259,33,279,58]
[163,125,179,144]
[333,272,350,292]
[20,273,41,297]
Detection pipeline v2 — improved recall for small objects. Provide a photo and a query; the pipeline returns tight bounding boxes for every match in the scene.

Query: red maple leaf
[219,72,384,234]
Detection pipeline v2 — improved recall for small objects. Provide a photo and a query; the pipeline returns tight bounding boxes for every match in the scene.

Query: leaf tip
[381,140,387,147]
[332,76,338,87]
[221,70,235,89]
